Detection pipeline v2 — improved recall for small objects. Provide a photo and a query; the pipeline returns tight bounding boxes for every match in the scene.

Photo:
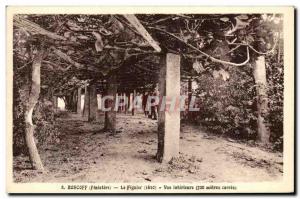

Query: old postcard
[6,6,294,193]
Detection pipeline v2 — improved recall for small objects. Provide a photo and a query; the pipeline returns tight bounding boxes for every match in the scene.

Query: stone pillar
[253,55,270,144]
[88,84,97,121]
[104,74,117,134]
[127,92,131,112]
[157,53,181,163]
[52,96,58,110]
[123,92,126,112]
[97,94,102,110]
[187,78,192,119]
[72,89,77,112]
[77,87,82,114]
[132,90,136,116]
[82,83,89,118]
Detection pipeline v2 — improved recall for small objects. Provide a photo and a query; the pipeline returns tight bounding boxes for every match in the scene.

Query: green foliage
[266,51,284,150]
[194,65,258,140]
[188,14,283,150]
[13,54,30,155]
[13,46,61,155]
[193,44,284,151]
[13,83,27,155]
[13,86,61,155]
[33,100,61,148]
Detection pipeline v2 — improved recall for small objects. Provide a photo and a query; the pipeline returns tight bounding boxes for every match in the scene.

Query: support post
[88,84,97,121]
[123,92,126,112]
[104,74,117,134]
[72,89,77,112]
[127,92,131,114]
[82,83,89,118]
[52,96,58,110]
[132,90,136,116]
[157,53,181,163]
[253,56,270,144]
[77,87,82,114]
[187,78,192,119]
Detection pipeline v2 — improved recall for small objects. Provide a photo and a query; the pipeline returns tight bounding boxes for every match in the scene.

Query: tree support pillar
[157,53,181,163]
[77,87,82,114]
[83,82,89,117]
[187,78,192,120]
[253,55,270,144]
[83,83,97,121]
[132,90,136,116]
[88,84,97,121]
[52,96,58,110]
[104,74,117,134]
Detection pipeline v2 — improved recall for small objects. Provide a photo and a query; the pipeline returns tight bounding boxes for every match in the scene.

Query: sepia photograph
[6,6,294,193]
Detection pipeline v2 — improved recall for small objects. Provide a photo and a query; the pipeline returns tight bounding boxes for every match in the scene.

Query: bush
[13,89,61,155]
[266,56,284,150]
[194,65,257,140]
[193,53,284,151]
[13,55,61,155]
[33,99,61,148]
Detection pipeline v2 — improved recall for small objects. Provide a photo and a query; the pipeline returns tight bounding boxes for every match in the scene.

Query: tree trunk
[128,92,131,110]
[104,74,117,134]
[65,94,75,111]
[125,92,130,114]
[52,96,58,110]
[72,89,77,112]
[24,48,44,172]
[83,83,89,118]
[132,90,136,116]
[157,53,181,163]
[77,87,82,114]
[122,93,126,112]
[187,78,192,119]
[116,93,120,113]
[88,83,97,121]
[253,55,270,144]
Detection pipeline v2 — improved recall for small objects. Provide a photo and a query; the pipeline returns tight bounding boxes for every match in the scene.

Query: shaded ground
[13,112,283,183]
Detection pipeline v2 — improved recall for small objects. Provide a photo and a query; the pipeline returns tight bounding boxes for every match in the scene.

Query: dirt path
[13,112,283,183]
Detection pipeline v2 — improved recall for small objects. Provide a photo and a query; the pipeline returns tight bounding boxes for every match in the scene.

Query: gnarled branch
[50,47,85,69]
[151,27,250,66]
[42,60,72,72]
[13,15,66,41]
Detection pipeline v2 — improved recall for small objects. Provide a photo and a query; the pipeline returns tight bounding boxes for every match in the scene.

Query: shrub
[194,65,257,140]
